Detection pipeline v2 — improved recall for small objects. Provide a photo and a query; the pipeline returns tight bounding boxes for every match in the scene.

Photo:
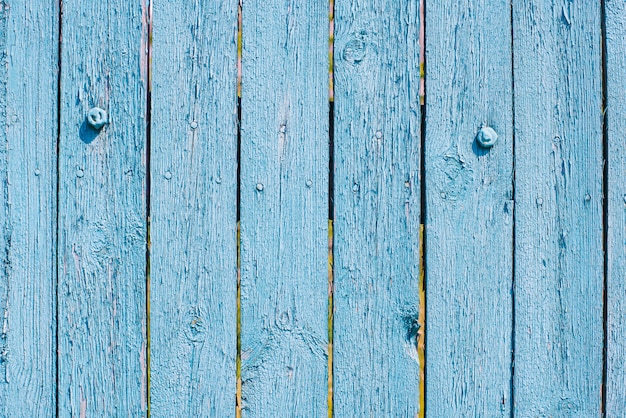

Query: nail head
[87,107,108,130]
[476,125,498,148]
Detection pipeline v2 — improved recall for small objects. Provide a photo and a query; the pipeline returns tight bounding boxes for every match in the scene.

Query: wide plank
[0,1,58,415]
[57,1,149,415]
[333,0,422,415]
[425,0,514,415]
[149,0,239,415]
[605,0,626,414]
[512,1,604,415]
[239,0,329,415]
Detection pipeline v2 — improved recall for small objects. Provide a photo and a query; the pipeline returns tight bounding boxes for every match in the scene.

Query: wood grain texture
[0,1,58,415]
[332,0,421,415]
[149,0,238,416]
[425,0,514,416]
[57,1,149,416]
[605,0,626,413]
[512,1,604,415]
[239,0,329,415]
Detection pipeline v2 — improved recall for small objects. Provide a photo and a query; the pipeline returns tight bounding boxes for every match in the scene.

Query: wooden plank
[332,0,421,415]
[512,1,604,415]
[57,1,149,416]
[605,0,626,413]
[239,0,329,415]
[149,0,238,416]
[424,1,514,415]
[0,1,58,415]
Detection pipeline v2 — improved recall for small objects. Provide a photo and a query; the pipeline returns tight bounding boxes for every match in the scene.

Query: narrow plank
[605,0,626,413]
[512,1,604,415]
[239,0,329,415]
[149,0,238,415]
[0,1,58,415]
[333,0,421,415]
[57,1,149,415]
[424,1,514,415]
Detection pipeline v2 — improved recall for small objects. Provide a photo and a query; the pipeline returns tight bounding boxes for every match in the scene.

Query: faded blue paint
[57,0,149,416]
[333,0,421,416]
[425,0,514,415]
[0,0,58,416]
[605,0,626,414]
[512,1,604,415]
[239,0,329,415]
[1,0,625,414]
[149,0,239,416]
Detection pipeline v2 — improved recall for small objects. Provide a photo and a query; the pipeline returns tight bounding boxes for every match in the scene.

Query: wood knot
[185,307,206,343]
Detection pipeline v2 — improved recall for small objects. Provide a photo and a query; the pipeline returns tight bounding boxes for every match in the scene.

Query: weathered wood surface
[605,0,626,414]
[149,0,239,416]
[0,1,58,416]
[425,0,514,416]
[512,1,604,415]
[333,0,421,415]
[239,0,329,416]
[57,1,149,416]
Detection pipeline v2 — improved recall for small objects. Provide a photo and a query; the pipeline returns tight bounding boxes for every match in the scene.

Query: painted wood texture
[605,0,626,413]
[57,1,149,416]
[425,0,514,415]
[512,2,604,415]
[239,0,329,415]
[149,1,238,416]
[333,0,421,415]
[0,1,58,415]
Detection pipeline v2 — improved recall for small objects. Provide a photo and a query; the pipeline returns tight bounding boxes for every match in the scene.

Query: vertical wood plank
[512,1,603,415]
[149,0,238,416]
[239,0,329,415]
[333,0,421,415]
[0,1,58,415]
[605,0,626,413]
[424,1,514,415]
[57,1,149,415]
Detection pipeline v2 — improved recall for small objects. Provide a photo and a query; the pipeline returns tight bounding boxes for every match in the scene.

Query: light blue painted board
[149,0,238,416]
[57,1,149,416]
[333,0,421,415]
[512,1,603,415]
[425,0,514,415]
[239,0,329,415]
[605,0,626,414]
[0,1,58,415]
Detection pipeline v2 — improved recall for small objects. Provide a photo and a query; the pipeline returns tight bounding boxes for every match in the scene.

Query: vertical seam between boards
[419,0,427,416]
[144,0,153,415]
[600,0,609,415]
[328,0,335,416]
[509,0,516,416]
[55,0,63,416]
[236,0,242,415]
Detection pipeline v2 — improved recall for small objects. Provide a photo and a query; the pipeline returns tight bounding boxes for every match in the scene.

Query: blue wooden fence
[1,0,624,416]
